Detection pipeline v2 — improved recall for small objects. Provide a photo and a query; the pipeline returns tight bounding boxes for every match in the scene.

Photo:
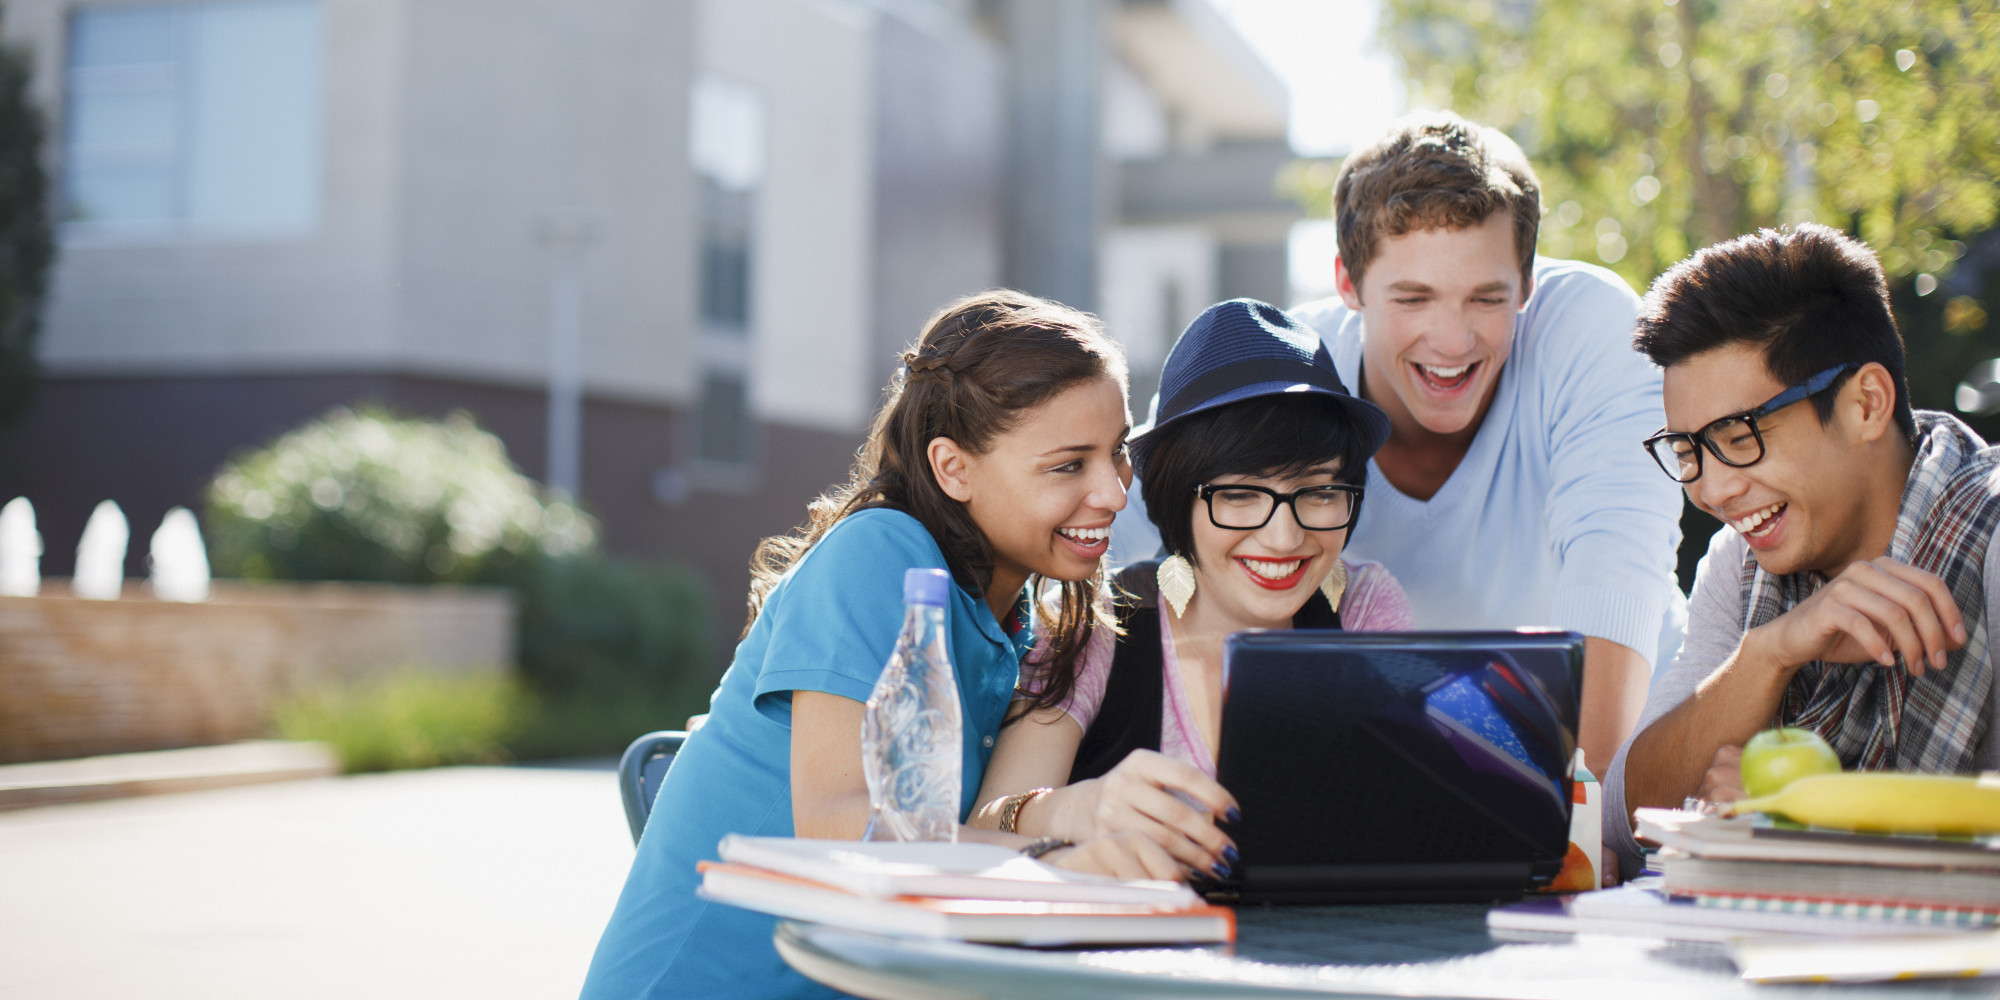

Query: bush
[273,670,527,773]
[206,406,595,584]
[210,407,716,763]
[505,686,709,762]
[508,555,714,759]
[516,555,709,699]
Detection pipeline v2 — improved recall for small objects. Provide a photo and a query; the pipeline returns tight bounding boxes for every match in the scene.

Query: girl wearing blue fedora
[969,298,1411,881]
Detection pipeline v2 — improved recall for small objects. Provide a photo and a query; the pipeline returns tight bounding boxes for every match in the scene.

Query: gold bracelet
[997,787,1054,834]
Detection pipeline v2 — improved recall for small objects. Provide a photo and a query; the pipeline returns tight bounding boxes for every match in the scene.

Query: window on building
[689,74,764,471]
[695,372,751,466]
[699,181,752,332]
[62,0,323,235]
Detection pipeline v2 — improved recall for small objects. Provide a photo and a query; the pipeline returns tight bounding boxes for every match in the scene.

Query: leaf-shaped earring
[1157,554,1196,619]
[1319,557,1349,611]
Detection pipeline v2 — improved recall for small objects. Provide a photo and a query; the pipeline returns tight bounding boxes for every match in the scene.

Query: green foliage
[0,44,54,428]
[211,407,717,760]
[1374,0,2000,288]
[273,670,528,773]
[508,555,714,759]
[505,687,707,763]
[206,406,596,584]
[515,554,710,699]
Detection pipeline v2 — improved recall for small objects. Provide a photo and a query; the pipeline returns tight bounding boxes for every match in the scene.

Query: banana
[1722,772,2000,835]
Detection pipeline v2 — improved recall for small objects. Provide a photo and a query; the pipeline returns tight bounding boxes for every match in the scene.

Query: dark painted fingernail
[1225,807,1242,824]
[1211,862,1233,879]
[1223,845,1240,864]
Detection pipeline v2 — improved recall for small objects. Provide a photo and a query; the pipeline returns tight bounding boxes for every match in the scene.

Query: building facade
[0,0,1301,653]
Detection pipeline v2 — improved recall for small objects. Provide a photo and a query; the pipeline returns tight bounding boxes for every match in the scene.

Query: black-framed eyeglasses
[1193,483,1364,531]
[1641,363,1859,484]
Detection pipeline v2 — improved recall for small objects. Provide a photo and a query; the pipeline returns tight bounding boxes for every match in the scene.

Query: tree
[1374,0,2000,289]
[0,43,50,428]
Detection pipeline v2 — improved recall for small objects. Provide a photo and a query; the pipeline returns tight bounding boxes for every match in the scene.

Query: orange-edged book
[715,835,1196,904]
[697,861,1236,945]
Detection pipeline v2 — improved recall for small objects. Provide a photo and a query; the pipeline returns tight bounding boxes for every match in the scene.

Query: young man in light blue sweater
[1289,113,1687,777]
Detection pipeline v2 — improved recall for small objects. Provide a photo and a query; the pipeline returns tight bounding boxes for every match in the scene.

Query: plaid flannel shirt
[1744,412,2000,771]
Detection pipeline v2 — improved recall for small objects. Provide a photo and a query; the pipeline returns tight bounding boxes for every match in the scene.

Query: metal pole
[1003,0,1104,311]
[539,216,595,501]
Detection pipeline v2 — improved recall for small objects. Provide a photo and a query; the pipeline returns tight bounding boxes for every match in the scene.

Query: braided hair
[746,290,1126,721]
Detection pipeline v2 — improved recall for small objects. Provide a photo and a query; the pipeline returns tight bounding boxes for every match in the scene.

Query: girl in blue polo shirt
[580,291,1177,1000]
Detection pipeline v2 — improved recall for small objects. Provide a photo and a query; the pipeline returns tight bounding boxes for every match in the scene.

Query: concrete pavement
[0,765,636,999]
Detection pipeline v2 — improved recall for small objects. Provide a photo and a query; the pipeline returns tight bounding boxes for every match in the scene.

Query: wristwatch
[997,786,1054,834]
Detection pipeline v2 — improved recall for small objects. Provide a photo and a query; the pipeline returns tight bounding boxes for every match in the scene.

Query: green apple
[1741,727,1842,799]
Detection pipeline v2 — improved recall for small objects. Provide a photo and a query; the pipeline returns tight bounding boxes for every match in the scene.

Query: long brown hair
[745,289,1125,719]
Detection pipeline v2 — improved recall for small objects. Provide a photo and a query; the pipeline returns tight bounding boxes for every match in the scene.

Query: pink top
[1047,558,1413,778]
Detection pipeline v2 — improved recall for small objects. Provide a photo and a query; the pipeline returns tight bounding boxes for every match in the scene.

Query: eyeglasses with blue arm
[1641,363,1860,484]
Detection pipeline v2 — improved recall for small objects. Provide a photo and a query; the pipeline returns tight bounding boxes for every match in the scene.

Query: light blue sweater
[1288,257,1687,668]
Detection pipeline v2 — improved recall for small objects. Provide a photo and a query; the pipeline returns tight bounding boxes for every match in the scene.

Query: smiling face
[1662,343,1871,577]
[1185,463,1347,631]
[951,376,1132,598]
[1338,213,1526,441]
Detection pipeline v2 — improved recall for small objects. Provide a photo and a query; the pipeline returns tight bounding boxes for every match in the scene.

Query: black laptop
[1207,629,1585,904]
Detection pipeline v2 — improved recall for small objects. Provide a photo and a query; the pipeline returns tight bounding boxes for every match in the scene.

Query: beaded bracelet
[1018,837,1075,860]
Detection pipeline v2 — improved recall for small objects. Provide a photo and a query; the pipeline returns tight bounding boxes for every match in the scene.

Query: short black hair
[1137,394,1370,564]
[1633,223,1916,440]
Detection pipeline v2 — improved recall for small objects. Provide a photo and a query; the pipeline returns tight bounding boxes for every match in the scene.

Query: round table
[777,902,2000,1000]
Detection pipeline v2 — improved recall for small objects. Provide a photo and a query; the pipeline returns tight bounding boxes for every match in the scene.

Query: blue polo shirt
[579,508,1032,1000]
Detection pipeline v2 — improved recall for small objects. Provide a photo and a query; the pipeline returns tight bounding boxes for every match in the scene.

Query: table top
[776,902,2000,1000]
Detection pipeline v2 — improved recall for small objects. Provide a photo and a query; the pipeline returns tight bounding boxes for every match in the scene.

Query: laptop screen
[1213,630,1584,901]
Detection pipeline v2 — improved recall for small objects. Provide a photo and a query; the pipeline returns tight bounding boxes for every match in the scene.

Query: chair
[618,730,687,844]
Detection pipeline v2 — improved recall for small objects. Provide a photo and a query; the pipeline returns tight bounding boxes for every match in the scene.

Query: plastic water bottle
[861,567,963,842]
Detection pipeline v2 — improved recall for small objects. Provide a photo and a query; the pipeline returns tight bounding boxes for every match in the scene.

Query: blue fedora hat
[1130,298,1391,473]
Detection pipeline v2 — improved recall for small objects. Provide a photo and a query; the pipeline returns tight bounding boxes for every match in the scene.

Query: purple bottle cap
[903,567,950,607]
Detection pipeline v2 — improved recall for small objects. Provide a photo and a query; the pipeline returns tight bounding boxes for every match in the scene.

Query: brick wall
[0,581,513,763]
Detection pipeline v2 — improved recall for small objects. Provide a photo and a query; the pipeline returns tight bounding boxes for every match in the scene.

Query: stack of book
[697,835,1236,946]
[1489,808,2000,945]
[1638,807,2000,929]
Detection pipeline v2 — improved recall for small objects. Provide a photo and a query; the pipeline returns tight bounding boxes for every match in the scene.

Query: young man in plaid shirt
[1605,223,2000,878]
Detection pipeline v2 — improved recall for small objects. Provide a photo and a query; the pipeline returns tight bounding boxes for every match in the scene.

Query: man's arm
[1620,629,1797,809]
[1601,528,1744,877]
[1623,557,1966,809]
[1531,266,1685,765]
[1578,637,1651,776]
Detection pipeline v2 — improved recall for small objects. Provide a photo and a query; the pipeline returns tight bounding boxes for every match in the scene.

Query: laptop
[1206,629,1585,904]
